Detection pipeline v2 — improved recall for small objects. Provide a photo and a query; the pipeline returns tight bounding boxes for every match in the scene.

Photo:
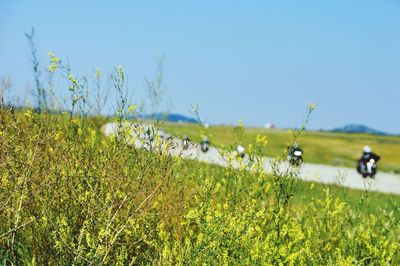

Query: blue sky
[1,1,399,133]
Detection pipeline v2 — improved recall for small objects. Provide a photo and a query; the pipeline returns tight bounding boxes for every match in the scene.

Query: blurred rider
[200,136,209,152]
[287,143,303,166]
[237,145,245,159]
[357,146,380,177]
[182,135,190,149]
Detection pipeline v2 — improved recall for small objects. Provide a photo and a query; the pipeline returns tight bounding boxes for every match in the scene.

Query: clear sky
[1,1,399,133]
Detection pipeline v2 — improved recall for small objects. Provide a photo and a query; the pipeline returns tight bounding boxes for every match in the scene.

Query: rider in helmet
[287,143,303,166]
[237,145,245,159]
[200,136,209,152]
[182,135,190,149]
[357,146,380,177]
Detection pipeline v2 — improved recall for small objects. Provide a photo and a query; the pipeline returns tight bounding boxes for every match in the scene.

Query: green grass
[1,110,399,264]
[181,158,400,217]
[162,122,400,173]
[3,54,398,263]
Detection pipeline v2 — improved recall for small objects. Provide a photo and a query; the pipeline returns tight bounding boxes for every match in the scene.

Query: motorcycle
[200,139,209,153]
[182,135,190,150]
[357,158,377,178]
[287,148,303,166]
[237,145,245,159]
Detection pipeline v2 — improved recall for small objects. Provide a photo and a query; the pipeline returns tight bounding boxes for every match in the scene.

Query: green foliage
[0,109,186,264]
[0,56,399,264]
[0,109,399,264]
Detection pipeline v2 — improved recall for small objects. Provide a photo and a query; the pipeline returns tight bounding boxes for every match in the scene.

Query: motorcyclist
[287,143,303,166]
[182,135,190,150]
[357,146,380,178]
[237,145,245,159]
[200,136,209,153]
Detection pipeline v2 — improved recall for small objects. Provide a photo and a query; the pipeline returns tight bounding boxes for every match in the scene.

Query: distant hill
[144,113,198,124]
[331,124,387,135]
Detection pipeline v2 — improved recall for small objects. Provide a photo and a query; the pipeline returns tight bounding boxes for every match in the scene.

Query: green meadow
[1,110,399,264]
[1,53,399,263]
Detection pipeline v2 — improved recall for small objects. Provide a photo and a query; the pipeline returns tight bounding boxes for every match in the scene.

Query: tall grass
[0,54,399,264]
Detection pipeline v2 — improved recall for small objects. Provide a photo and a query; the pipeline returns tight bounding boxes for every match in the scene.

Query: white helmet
[363,146,372,153]
[294,150,302,156]
[237,145,245,154]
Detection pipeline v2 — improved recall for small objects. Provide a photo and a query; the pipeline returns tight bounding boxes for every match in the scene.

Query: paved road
[104,122,400,195]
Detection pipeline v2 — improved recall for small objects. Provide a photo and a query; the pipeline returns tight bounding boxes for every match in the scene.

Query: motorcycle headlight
[294,151,302,156]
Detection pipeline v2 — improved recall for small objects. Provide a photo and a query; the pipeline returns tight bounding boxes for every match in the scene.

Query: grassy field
[162,122,400,173]
[1,110,399,264]
[2,47,398,263]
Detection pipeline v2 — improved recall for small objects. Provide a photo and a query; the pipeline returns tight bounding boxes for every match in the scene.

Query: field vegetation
[1,107,399,264]
[0,50,399,264]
